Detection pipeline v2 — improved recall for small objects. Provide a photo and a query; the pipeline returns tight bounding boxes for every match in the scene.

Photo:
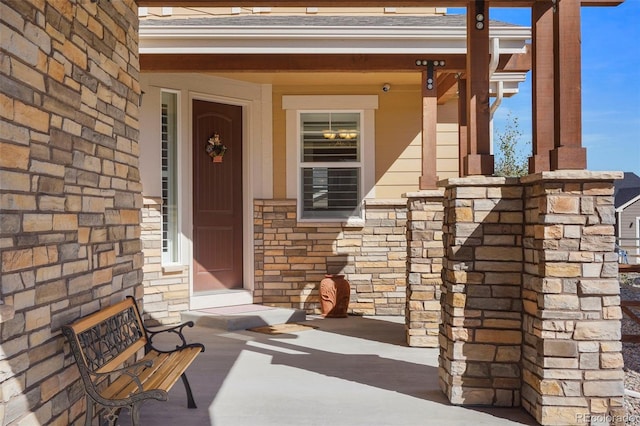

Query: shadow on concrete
[116,315,536,426]
[305,314,410,346]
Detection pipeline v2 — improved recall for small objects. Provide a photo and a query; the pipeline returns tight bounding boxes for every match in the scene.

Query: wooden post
[550,0,587,169]
[419,66,439,189]
[458,76,468,176]
[464,0,494,176]
[529,1,554,173]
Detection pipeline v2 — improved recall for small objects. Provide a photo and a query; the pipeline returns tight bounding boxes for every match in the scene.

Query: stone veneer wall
[520,172,624,425]
[140,197,189,326]
[0,1,142,425]
[439,177,524,406]
[254,199,407,315]
[433,172,624,425]
[405,190,444,347]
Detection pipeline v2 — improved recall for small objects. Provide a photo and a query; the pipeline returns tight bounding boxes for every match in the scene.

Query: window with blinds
[299,112,362,220]
[161,91,178,264]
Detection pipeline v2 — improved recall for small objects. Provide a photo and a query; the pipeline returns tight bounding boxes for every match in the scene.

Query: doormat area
[249,323,318,334]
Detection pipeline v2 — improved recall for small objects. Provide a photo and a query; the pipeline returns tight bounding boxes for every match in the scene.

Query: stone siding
[520,172,624,425]
[405,190,444,347]
[431,172,624,425]
[141,197,189,326]
[0,1,141,425]
[439,178,524,407]
[254,199,407,315]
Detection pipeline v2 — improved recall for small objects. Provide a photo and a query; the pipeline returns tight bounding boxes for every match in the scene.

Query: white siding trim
[139,26,529,55]
[285,109,298,199]
[636,217,640,264]
[616,193,640,212]
[362,109,376,200]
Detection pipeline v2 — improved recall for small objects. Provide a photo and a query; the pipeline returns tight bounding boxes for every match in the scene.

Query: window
[283,95,377,223]
[161,91,179,263]
[300,112,361,219]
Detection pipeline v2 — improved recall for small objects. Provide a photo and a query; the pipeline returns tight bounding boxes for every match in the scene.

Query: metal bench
[62,296,205,426]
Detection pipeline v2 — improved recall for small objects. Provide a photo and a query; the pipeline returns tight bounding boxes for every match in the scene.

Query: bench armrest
[92,359,154,393]
[144,321,205,354]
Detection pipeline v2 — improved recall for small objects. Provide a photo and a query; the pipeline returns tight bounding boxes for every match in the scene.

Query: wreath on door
[205,133,228,163]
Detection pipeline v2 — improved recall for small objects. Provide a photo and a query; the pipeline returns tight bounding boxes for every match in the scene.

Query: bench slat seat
[62,296,204,426]
[102,347,202,401]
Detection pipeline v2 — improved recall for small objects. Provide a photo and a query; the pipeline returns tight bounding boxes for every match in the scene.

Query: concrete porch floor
[118,315,537,426]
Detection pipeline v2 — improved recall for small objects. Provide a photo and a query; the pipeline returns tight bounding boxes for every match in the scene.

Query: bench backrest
[63,297,147,375]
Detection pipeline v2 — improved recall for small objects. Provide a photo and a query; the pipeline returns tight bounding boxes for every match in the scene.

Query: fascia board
[491,72,529,83]
[139,40,469,54]
[139,25,530,55]
[616,193,640,212]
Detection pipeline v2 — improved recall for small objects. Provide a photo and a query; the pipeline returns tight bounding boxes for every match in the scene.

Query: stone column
[405,190,445,347]
[439,177,524,406]
[520,171,624,425]
[253,200,265,305]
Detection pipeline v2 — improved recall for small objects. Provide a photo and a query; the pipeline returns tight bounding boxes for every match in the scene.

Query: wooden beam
[420,67,439,189]
[620,264,640,273]
[458,77,468,176]
[140,54,468,72]
[578,0,624,5]
[528,1,554,173]
[550,0,587,169]
[463,0,493,176]
[498,47,531,73]
[137,0,624,7]
[141,52,529,74]
[436,73,459,104]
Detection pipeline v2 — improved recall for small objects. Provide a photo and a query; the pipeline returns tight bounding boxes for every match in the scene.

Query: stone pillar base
[438,177,524,407]
[521,171,625,425]
[405,190,444,347]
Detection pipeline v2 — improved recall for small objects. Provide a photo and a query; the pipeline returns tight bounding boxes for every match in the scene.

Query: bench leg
[100,408,120,426]
[84,396,93,426]
[180,373,197,409]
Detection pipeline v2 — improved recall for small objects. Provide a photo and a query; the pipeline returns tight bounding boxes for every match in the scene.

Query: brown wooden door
[192,100,243,292]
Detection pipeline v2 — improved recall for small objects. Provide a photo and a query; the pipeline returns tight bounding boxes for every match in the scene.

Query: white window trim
[160,89,181,267]
[283,95,377,225]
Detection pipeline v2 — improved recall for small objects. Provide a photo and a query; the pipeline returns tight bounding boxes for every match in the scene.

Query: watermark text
[576,413,638,424]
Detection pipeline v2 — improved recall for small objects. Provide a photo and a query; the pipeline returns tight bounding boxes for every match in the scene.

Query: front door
[192,99,243,292]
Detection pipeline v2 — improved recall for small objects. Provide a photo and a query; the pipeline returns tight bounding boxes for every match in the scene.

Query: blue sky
[450,3,640,175]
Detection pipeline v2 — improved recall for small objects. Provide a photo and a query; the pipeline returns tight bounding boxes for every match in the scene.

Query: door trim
[188,93,252,309]
[183,84,271,309]
[139,73,272,310]
[182,91,254,309]
[192,99,244,293]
